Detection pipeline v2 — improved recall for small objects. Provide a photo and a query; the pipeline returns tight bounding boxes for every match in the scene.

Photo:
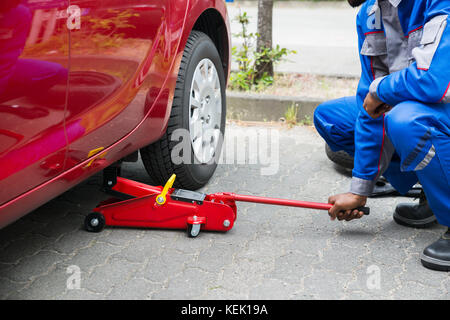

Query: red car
[0,0,231,228]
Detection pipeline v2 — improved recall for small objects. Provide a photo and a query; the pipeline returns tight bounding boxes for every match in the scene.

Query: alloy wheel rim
[188,58,222,164]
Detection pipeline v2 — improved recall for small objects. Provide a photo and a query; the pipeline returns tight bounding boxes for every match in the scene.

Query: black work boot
[421,228,450,272]
[393,191,436,228]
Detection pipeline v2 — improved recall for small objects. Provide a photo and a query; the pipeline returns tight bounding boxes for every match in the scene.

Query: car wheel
[140,31,226,190]
[325,144,354,170]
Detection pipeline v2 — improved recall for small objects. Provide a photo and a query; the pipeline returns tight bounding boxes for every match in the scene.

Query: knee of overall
[313,101,333,129]
[313,101,333,141]
[384,101,427,148]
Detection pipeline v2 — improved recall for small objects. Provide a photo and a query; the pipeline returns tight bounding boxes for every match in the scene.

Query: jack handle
[213,193,370,215]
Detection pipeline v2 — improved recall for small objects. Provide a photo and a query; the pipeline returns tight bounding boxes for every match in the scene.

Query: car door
[64,0,171,169]
[0,0,69,205]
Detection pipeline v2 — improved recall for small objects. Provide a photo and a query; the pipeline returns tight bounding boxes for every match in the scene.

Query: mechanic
[313,0,450,271]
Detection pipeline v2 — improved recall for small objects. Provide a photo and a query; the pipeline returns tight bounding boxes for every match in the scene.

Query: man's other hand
[363,93,392,119]
[328,193,368,221]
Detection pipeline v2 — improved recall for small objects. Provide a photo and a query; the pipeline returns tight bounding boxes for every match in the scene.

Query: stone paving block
[112,235,165,264]
[64,241,122,274]
[7,264,71,299]
[275,207,315,225]
[191,242,241,273]
[287,231,338,258]
[25,199,72,224]
[49,230,98,255]
[396,251,449,288]
[264,251,317,283]
[441,277,450,295]
[391,281,446,300]
[107,277,158,300]
[142,250,196,283]
[363,240,411,269]
[84,257,142,294]
[0,234,54,264]
[0,219,46,248]
[4,250,66,282]
[1,124,448,300]
[219,219,260,243]
[249,278,302,300]
[349,265,399,294]
[0,277,28,300]
[318,244,367,275]
[60,288,104,300]
[411,227,448,249]
[302,268,353,300]
[151,268,217,299]
[332,224,378,245]
[140,229,184,240]
[342,290,387,300]
[58,185,106,209]
[32,213,84,239]
[236,235,291,264]
[163,234,214,254]
[96,228,142,247]
[244,203,290,225]
[0,262,13,274]
[215,258,276,296]
[200,287,248,300]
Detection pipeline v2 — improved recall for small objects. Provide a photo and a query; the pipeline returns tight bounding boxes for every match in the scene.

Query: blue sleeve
[351,5,388,196]
[373,4,450,105]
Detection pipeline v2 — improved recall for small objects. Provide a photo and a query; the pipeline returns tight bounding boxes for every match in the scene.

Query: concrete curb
[226,91,325,123]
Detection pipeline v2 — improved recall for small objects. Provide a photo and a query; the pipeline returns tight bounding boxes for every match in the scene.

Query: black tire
[325,144,354,170]
[140,31,226,190]
[84,212,106,233]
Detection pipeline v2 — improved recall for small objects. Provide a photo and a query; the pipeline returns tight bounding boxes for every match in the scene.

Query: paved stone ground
[0,123,448,300]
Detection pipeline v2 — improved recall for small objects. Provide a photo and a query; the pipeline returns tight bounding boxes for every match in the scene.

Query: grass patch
[284,104,299,127]
[228,72,359,100]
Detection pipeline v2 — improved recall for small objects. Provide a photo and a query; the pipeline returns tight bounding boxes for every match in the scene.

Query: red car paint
[0,0,231,228]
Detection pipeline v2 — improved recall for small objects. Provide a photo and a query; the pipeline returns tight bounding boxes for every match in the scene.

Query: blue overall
[314,0,450,226]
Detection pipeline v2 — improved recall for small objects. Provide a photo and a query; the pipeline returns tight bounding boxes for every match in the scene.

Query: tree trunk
[255,0,274,82]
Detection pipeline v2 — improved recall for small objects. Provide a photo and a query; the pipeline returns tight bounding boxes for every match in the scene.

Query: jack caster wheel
[187,224,201,238]
[85,212,105,233]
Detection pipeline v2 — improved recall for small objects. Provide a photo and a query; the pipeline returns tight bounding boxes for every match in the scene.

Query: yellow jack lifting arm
[155,174,176,205]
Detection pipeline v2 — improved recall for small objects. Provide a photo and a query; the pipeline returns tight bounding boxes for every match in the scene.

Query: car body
[0,0,231,228]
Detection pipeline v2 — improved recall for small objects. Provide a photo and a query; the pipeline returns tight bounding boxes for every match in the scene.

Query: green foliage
[300,115,312,126]
[284,103,298,127]
[229,68,253,91]
[229,11,296,92]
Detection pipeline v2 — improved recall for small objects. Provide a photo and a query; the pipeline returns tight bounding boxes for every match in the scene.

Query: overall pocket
[407,27,423,65]
[361,32,389,78]
[413,15,448,70]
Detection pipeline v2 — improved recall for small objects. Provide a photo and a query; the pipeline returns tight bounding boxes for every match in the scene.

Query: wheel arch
[190,8,231,84]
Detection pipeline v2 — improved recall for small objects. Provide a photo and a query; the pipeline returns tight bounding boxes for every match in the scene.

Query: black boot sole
[421,254,450,272]
[393,210,437,229]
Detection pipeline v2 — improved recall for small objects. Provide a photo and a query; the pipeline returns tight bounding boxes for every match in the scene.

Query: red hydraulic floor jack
[85,167,370,237]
